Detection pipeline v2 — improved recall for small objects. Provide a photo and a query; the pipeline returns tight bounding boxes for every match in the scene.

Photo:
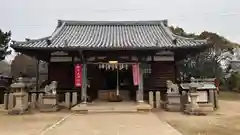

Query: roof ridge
[159,21,175,41]
[172,34,208,42]
[58,19,168,25]
[49,21,66,40]
[13,36,50,44]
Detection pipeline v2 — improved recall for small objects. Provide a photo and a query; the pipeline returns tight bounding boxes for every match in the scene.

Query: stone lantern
[185,77,205,115]
[8,77,28,114]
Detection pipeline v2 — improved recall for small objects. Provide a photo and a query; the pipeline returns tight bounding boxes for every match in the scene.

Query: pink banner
[74,64,82,87]
[132,63,140,86]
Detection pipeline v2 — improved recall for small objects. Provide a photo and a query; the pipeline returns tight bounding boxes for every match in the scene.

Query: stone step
[71,103,152,114]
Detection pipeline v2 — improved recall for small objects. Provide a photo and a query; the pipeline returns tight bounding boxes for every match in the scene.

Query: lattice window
[143,64,152,77]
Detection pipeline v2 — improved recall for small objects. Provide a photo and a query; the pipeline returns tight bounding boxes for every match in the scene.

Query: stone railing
[147,91,188,111]
[3,90,80,111]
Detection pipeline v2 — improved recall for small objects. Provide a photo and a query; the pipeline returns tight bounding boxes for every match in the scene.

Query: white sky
[0,0,240,62]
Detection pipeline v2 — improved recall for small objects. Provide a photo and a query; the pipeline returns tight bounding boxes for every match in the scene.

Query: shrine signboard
[74,64,82,87]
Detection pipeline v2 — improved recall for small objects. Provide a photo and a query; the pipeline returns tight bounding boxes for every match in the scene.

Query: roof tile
[12,20,208,50]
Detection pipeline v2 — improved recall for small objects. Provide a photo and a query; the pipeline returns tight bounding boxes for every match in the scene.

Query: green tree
[0,29,11,61]
[170,26,236,80]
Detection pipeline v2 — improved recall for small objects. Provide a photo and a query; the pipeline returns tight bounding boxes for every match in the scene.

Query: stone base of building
[71,101,152,113]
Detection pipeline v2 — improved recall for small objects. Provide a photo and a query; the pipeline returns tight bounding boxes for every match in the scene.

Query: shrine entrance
[87,63,137,102]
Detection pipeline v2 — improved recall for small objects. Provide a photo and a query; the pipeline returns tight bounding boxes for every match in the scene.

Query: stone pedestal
[8,92,28,115]
[185,92,205,115]
[166,93,181,111]
[8,78,29,115]
[39,94,59,112]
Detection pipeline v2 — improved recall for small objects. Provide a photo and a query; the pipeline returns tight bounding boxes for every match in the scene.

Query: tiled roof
[11,20,208,50]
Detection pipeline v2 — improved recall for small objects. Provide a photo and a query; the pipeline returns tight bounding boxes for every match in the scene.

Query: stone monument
[166,80,181,111]
[39,81,59,112]
[8,77,28,115]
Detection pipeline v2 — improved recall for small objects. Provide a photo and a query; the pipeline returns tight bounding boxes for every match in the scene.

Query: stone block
[72,92,78,106]
[38,93,43,106]
[167,93,181,104]
[155,91,161,109]
[214,91,219,109]
[31,93,37,109]
[8,92,28,115]
[65,92,71,109]
[39,95,59,112]
[8,93,14,109]
[166,93,181,112]
[149,91,154,108]
[24,93,29,108]
[209,90,215,106]
[180,91,188,111]
[4,93,8,110]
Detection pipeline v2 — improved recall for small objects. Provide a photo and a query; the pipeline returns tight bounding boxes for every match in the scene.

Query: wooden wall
[48,62,74,90]
[144,62,175,91]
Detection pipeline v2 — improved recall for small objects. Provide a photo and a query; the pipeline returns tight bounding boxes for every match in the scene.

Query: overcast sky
[1,0,239,44]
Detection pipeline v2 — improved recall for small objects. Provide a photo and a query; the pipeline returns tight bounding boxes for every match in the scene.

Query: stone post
[209,89,215,107]
[8,93,14,109]
[65,92,71,109]
[180,91,188,112]
[149,91,154,108]
[72,92,78,106]
[4,93,9,110]
[214,90,219,109]
[38,93,43,106]
[24,93,29,109]
[155,91,161,109]
[31,93,37,109]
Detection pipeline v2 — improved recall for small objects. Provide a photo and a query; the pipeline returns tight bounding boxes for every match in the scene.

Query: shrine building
[11,20,210,103]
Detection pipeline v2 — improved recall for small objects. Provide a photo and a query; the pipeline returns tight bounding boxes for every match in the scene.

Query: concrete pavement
[41,113,182,135]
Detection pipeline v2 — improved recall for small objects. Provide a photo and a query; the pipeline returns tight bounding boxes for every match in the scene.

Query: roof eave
[11,43,210,51]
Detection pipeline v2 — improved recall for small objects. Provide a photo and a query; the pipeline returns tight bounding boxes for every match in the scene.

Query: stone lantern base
[184,93,206,116]
[8,92,28,115]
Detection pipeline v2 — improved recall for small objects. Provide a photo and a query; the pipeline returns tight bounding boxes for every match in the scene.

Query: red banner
[74,64,82,87]
[132,63,140,86]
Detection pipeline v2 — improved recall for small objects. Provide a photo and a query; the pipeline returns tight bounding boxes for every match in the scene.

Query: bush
[228,72,240,92]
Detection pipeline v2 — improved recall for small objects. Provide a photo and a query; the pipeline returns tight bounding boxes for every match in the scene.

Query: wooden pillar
[81,63,87,103]
[138,63,144,102]
[35,59,40,91]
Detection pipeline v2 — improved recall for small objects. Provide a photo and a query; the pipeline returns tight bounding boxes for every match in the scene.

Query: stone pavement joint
[39,113,73,135]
